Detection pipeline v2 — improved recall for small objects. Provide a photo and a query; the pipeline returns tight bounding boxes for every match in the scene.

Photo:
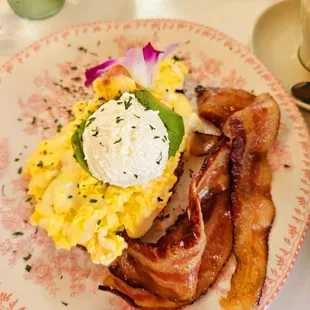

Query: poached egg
[83,92,169,188]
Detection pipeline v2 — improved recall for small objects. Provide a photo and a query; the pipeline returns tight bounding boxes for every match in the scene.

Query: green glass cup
[7,0,65,20]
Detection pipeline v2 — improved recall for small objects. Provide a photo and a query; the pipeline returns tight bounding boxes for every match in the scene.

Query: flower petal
[85,59,121,87]
[122,47,151,88]
[84,42,179,88]
[161,42,179,59]
[143,43,163,67]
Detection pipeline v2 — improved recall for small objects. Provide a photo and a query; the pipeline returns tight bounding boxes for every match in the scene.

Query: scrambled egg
[25,59,197,265]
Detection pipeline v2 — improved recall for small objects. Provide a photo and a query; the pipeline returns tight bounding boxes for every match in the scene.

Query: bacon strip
[108,161,207,302]
[196,87,255,130]
[100,140,233,309]
[221,94,280,309]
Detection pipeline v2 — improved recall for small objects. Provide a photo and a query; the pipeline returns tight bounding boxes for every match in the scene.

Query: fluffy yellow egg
[25,58,192,265]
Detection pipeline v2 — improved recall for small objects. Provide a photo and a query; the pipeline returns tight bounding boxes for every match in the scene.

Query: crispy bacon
[196,87,255,129]
[221,94,280,309]
[108,162,207,302]
[100,140,233,309]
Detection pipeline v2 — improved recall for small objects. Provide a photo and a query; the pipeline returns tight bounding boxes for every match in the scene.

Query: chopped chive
[60,275,63,280]
[154,136,160,139]
[123,171,126,174]
[156,152,163,165]
[116,117,124,124]
[18,167,23,174]
[157,197,163,202]
[134,174,138,179]
[57,124,63,132]
[134,114,140,119]
[25,265,32,272]
[1,185,5,197]
[124,96,133,110]
[149,124,155,130]
[97,219,101,225]
[68,195,73,199]
[90,199,97,203]
[15,158,20,162]
[61,302,68,306]
[31,116,37,125]
[92,130,99,137]
[37,160,43,168]
[78,46,87,53]
[13,231,24,236]
[114,138,122,144]
[131,126,136,129]
[172,55,184,61]
[23,253,32,261]
[25,197,32,202]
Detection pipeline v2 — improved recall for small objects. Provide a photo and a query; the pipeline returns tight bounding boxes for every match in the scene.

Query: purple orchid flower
[84,42,179,88]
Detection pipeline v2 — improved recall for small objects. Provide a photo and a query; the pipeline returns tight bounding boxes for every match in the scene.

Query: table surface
[0,0,309,309]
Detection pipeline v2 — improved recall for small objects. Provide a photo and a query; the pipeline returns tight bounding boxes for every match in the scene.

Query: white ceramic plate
[0,19,309,310]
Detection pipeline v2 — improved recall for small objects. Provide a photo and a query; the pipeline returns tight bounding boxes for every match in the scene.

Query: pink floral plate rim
[0,18,309,310]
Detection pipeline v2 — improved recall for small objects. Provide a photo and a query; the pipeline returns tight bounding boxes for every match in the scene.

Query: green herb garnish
[156,152,163,165]
[116,117,124,124]
[114,138,122,144]
[57,124,63,132]
[13,232,24,236]
[25,265,32,272]
[124,96,133,110]
[23,253,32,261]
[31,117,37,124]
